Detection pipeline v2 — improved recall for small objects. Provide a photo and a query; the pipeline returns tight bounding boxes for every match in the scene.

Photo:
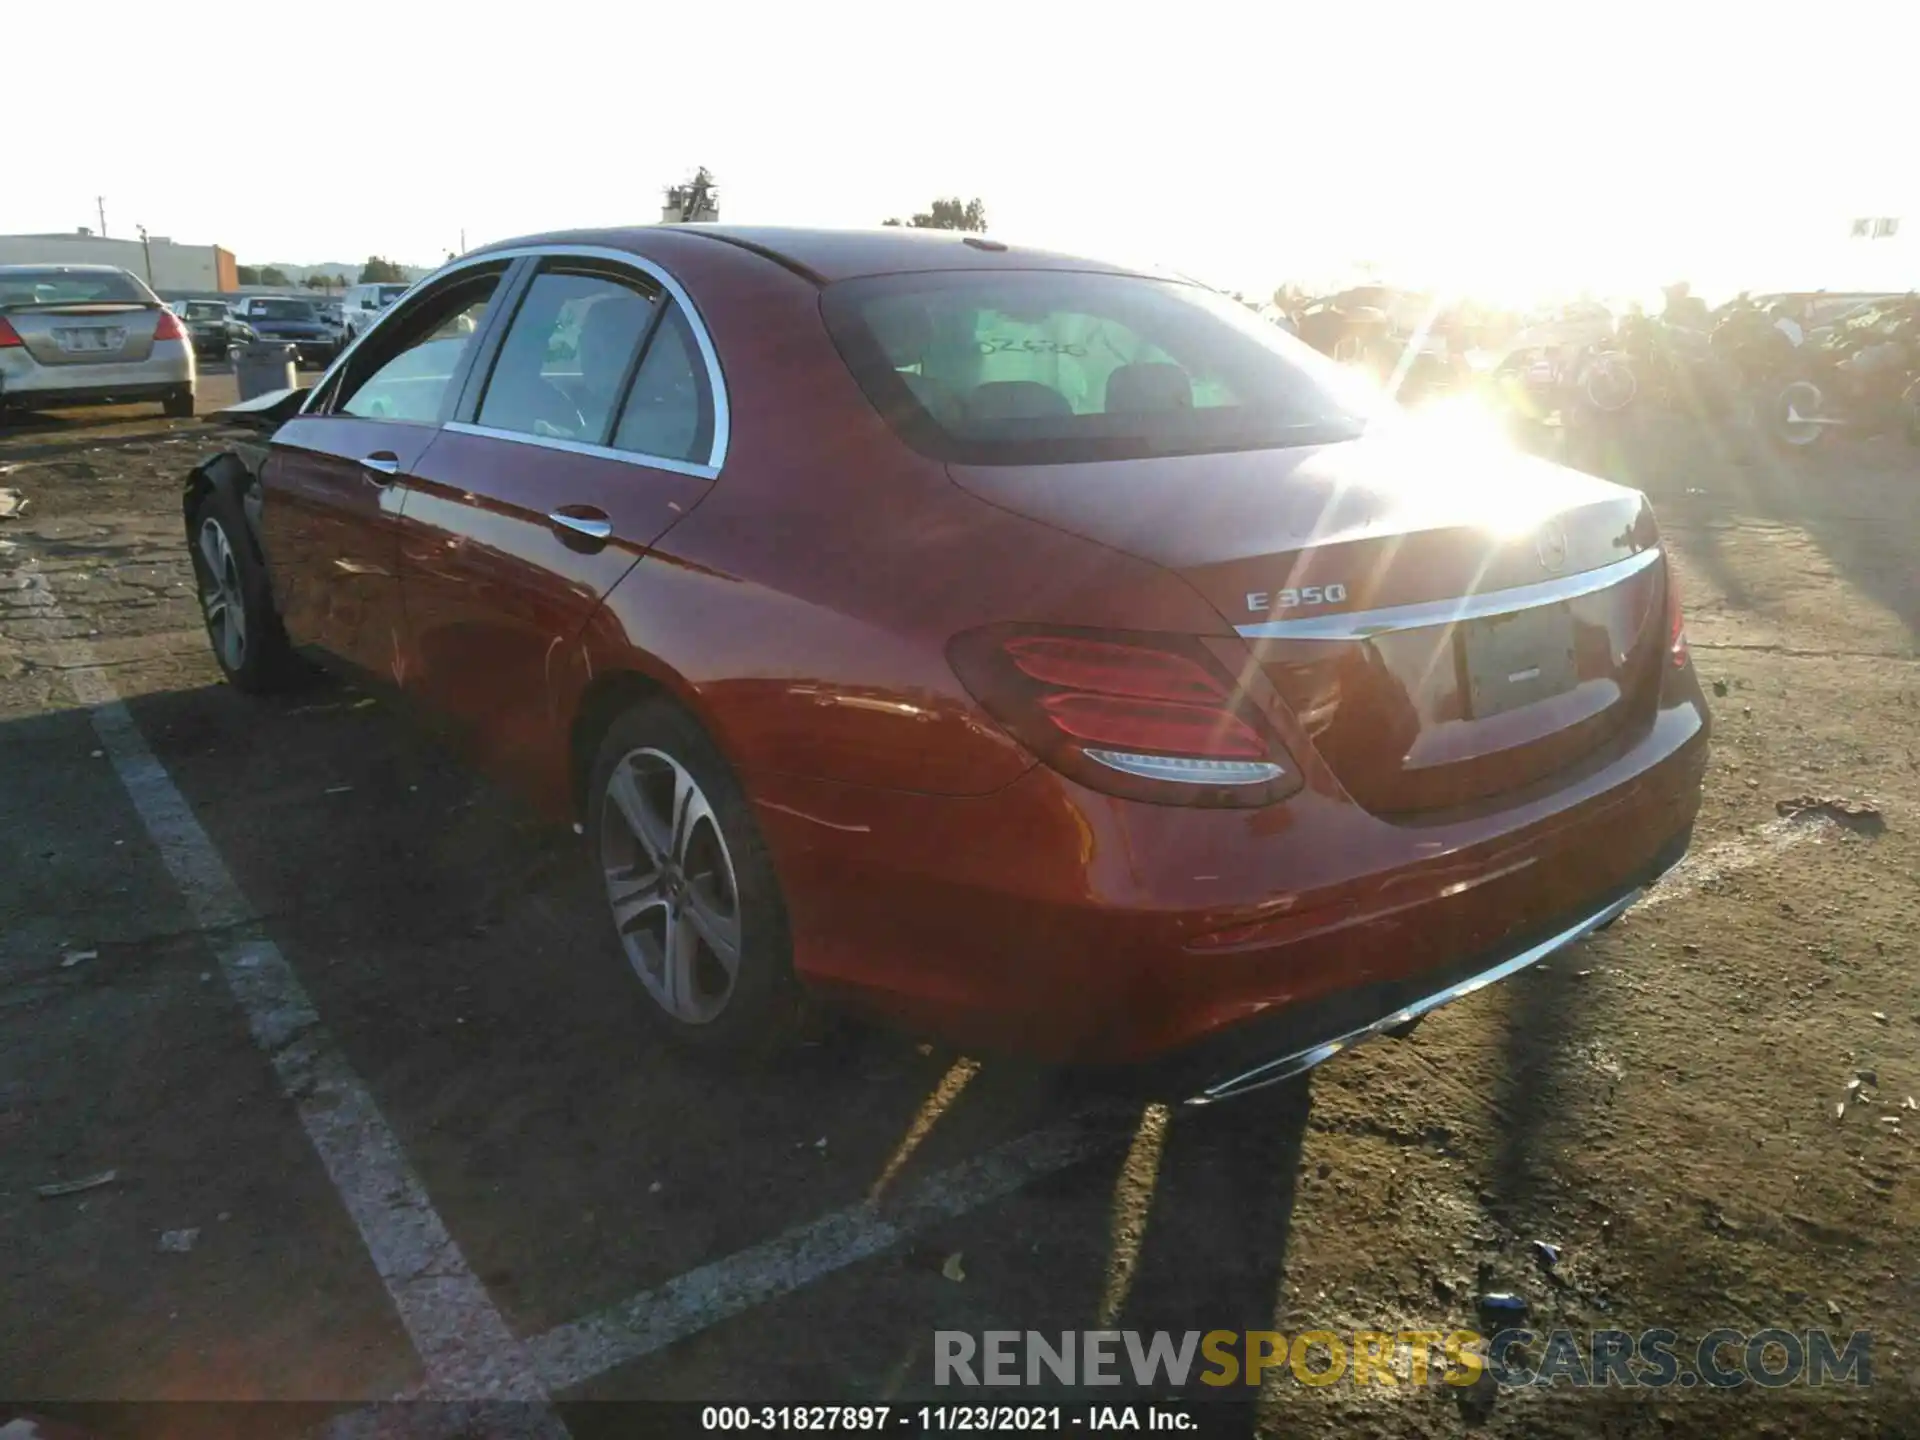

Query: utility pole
[459,228,466,254]
[136,225,153,286]
[96,196,107,238]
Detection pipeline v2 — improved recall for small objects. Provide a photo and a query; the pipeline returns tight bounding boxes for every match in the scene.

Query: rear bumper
[751,673,1710,1068]
[0,342,194,409]
[1168,828,1686,1103]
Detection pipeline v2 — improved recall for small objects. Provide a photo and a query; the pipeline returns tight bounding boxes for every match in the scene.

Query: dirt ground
[1,387,1915,1439]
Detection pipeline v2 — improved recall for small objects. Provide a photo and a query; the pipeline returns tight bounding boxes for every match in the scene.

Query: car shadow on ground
[91,673,1317,1357]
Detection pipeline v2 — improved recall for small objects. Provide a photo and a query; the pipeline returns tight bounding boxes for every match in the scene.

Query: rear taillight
[0,316,22,348]
[153,309,187,343]
[948,626,1300,806]
[1665,561,1688,668]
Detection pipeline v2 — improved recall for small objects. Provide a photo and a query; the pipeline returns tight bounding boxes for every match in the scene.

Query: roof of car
[474,225,1161,286]
[0,262,131,275]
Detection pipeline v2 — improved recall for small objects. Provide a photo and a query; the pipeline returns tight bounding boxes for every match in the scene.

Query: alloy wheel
[197,517,248,673]
[599,747,743,1024]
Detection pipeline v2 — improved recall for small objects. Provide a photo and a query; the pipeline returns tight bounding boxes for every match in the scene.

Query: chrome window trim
[300,243,731,472]
[1235,546,1662,642]
[442,420,718,481]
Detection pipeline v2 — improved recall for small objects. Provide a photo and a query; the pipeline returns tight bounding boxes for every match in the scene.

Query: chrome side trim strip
[443,421,719,481]
[1236,546,1662,642]
[1184,885,1643,1105]
[301,243,731,472]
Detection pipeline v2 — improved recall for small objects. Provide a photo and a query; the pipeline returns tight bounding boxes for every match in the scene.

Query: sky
[8,0,1916,305]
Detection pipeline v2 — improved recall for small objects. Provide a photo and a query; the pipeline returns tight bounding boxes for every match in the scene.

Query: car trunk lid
[3,303,161,366]
[947,434,1668,814]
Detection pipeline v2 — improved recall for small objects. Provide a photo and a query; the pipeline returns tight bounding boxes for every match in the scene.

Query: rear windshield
[253,299,317,320]
[822,270,1369,465]
[183,302,228,320]
[0,269,151,309]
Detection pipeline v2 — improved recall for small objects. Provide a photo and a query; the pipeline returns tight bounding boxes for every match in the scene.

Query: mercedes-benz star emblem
[1535,521,1569,574]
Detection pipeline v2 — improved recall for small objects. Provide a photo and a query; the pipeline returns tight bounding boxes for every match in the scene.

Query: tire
[1582,354,1637,413]
[188,486,297,692]
[1770,378,1830,449]
[586,699,804,1057]
[164,389,195,419]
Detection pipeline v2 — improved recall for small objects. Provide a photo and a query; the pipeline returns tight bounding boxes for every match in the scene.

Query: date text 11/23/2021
[700,1405,1198,1432]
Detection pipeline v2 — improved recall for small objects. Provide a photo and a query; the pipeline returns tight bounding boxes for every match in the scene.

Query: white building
[0,232,238,293]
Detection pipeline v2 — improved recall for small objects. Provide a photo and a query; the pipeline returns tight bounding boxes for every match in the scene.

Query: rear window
[822,270,1369,465]
[0,269,151,309]
[252,299,317,320]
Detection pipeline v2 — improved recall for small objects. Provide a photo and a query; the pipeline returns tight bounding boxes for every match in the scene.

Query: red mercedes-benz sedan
[185,225,1708,1100]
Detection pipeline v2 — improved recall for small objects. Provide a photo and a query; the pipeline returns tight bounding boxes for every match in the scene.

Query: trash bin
[234,342,299,402]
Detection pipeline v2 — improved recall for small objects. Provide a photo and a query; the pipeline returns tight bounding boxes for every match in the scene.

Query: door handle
[361,453,400,480]
[548,510,612,541]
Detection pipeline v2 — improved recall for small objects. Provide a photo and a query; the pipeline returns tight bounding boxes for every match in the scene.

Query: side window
[476,266,659,443]
[611,305,713,463]
[336,271,500,423]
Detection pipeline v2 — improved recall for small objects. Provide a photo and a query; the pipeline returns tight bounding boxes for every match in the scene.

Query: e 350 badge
[1245,582,1349,614]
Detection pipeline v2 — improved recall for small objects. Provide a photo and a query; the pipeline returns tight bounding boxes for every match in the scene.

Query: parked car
[315,300,347,346]
[0,264,195,419]
[340,281,411,340]
[229,297,339,366]
[177,300,257,360]
[182,227,1709,1097]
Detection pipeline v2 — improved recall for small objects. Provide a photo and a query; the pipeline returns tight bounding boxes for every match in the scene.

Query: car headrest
[578,294,650,375]
[962,380,1073,425]
[1104,362,1193,413]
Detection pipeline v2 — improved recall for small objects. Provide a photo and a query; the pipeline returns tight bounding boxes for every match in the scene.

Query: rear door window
[476,266,661,444]
[611,304,713,463]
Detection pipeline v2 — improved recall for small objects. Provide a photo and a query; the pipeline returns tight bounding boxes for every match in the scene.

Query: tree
[359,256,407,284]
[258,266,291,287]
[883,197,988,232]
[236,265,261,286]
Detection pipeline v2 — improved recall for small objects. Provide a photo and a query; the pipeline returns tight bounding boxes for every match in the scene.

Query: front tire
[189,487,296,692]
[587,699,803,1057]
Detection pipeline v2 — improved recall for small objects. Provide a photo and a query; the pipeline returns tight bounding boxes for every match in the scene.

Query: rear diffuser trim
[1185,884,1643,1105]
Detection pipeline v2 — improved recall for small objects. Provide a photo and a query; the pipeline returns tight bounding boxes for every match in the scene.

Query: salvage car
[1,264,195,418]
[229,296,339,366]
[182,226,1709,1098]
[341,281,411,339]
[177,300,256,360]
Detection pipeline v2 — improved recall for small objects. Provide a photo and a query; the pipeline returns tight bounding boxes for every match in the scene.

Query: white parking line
[10,566,565,1432]
[527,1114,1124,1391]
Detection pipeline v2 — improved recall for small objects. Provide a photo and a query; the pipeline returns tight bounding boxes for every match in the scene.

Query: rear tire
[1769,378,1829,450]
[189,486,297,692]
[586,699,805,1058]
[164,389,195,419]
